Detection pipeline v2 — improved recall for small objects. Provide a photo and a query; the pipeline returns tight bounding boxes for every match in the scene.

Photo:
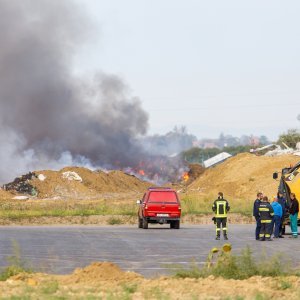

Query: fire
[182,172,189,182]
[138,169,145,176]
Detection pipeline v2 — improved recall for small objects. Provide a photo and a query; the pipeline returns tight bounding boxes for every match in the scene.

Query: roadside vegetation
[0,194,252,223]
[0,241,32,281]
[0,243,299,299]
[174,244,296,280]
[180,192,252,216]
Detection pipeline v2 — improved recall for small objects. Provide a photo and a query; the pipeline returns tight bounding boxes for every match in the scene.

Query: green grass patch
[175,245,297,280]
[41,280,59,294]
[0,241,32,281]
[0,200,137,220]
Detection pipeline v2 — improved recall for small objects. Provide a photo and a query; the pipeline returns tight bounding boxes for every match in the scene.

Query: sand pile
[188,153,300,199]
[0,189,14,199]
[62,262,141,284]
[22,167,150,199]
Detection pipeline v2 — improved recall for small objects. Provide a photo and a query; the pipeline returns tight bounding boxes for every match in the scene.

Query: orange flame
[138,169,145,176]
[182,172,189,182]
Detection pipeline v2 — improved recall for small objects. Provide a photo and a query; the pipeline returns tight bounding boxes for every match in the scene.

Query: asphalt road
[0,224,299,277]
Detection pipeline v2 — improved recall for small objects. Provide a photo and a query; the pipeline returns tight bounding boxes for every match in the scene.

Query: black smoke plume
[0,0,149,183]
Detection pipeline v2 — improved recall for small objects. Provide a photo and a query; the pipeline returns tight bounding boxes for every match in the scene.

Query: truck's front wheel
[142,218,148,229]
[138,217,143,228]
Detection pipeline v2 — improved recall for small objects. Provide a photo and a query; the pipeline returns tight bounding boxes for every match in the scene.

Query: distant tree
[259,135,270,145]
[223,145,253,156]
[277,129,300,148]
[181,147,220,163]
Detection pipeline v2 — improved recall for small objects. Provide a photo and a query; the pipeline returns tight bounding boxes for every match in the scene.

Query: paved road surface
[0,225,299,277]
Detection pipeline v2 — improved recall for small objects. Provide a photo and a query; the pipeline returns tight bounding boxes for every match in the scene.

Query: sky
[76,0,300,141]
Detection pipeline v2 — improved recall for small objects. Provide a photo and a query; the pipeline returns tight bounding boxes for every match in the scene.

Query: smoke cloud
[0,0,149,183]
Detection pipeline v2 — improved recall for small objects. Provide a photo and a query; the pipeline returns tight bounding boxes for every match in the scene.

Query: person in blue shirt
[271,196,283,238]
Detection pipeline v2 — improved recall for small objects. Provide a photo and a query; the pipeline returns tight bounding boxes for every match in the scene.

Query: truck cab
[137,187,181,229]
[273,161,300,231]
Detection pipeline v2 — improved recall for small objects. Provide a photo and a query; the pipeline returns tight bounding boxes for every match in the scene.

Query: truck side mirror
[273,172,278,180]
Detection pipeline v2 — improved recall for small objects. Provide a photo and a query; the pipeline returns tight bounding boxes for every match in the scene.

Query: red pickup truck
[137,187,181,229]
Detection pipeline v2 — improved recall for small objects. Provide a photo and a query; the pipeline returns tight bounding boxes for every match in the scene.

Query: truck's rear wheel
[138,217,143,228]
[142,218,148,229]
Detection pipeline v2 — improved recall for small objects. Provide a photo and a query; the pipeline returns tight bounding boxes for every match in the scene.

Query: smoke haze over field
[0,0,149,183]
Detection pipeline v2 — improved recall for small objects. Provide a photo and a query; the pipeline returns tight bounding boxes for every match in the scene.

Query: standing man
[289,193,299,238]
[258,196,274,241]
[212,192,230,240]
[271,196,283,238]
[253,192,263,240]
[277,191,287,238]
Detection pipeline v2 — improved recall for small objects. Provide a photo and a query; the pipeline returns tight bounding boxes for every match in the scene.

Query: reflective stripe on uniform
[259,208,269,212]
[261,220,272,223]
[215,201,227,217]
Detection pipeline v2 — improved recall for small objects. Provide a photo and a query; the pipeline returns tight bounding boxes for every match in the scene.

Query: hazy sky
[76,0,300,140]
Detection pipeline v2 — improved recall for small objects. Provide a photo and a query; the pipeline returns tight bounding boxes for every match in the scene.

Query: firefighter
[253,192,263,240]
[212,192,230,240]
[258,196,274,241]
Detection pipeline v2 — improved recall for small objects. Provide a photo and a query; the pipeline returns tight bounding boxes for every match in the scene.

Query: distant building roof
[203,152,232,168]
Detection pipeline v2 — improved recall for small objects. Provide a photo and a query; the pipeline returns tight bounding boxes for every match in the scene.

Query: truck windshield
[148,191,178,203]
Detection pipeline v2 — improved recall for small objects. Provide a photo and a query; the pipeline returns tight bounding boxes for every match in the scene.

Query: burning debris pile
[124,156,190,184]
[3,172,38,196]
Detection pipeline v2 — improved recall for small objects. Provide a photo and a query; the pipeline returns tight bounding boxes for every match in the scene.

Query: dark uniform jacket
[277,196,287,216]
[258,201,274,223]
[289,199,299,215]
[253,199,261,218]
[212,198,230,218]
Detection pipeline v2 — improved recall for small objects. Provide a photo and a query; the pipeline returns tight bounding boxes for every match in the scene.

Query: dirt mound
[62,262,141,284]
[0,188,14,199]
[188,153,300,199]
[24,167,150,199]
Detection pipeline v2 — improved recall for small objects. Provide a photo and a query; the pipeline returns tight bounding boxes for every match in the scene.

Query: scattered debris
[250,143,300,157]
[38,174,46,181]
[203,152,232,168]
[12,195,29,200]
[3,172,38,196]
[62,171,83,182]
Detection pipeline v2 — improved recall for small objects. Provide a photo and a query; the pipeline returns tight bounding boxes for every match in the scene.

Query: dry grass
[180,191,252,216]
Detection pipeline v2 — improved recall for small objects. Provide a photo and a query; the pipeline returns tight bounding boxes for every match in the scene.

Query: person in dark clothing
[289,193,299,238]
[253,192,263,240]
[212,192,230,240]
[258,196,274,241]
[277,191,287,238]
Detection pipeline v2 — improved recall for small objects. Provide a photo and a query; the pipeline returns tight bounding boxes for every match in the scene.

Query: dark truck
[137,187,181,229]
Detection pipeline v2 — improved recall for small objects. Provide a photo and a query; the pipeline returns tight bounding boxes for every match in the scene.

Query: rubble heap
[3,167,151,199]
[3,172,38,196]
